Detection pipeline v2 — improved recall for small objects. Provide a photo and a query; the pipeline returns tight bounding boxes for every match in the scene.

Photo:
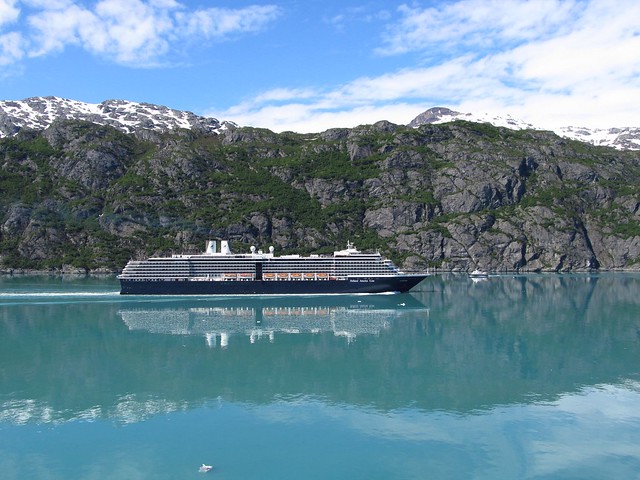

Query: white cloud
[211,56,507,131]
[93,0,175,63]
[27,4,101,57]
[0,0,20,27]
[214,93,423,133]
[0,0,22,65]
[216,0,640,132]
[253,87,319,104]
[180,5,280,40]
[0,30,22,65]
[4,0,281,66]
[377,0,580,56]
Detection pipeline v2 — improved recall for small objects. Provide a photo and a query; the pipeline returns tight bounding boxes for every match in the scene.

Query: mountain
[0,98,639,273]
[409,107,640,151]
[3,97,639,151]
[0,96,234,138]
[408,106,537,131]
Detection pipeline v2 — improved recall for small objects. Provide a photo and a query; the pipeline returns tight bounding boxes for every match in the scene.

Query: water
[1,273,639,479]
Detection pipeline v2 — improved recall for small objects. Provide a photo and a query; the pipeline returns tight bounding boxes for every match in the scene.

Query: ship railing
[262,272,336,281]
[187,275,226,282]
[220,273,255,281]
[178,273,258,281]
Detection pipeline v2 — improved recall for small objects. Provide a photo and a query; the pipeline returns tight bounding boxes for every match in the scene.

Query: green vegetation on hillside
[1,119,639,272]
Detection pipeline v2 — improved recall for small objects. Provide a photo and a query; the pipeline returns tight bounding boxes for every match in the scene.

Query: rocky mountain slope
[0,100,639,273]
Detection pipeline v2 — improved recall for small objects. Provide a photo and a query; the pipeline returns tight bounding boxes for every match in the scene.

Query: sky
[0,0,639,133]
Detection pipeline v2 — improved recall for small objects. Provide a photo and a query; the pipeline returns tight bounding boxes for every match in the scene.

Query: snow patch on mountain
[0,96,233,138]
[408,106,536,131]
[409,107,640,151]
[555,125,640,151]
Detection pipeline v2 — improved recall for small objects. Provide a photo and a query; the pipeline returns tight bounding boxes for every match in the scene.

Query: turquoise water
[1,274,639,479]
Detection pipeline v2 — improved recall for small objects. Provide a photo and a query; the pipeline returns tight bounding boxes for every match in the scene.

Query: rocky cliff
[1,116,639,272]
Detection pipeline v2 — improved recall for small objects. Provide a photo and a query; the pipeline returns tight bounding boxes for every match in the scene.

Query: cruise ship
[118,240,428,295]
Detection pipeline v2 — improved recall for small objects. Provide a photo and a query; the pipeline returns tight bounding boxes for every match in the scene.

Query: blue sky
[1,0,639,132]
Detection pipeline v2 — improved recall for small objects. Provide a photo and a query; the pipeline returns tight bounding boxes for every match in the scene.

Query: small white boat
[199,464,213,473]
[469,269,488,278]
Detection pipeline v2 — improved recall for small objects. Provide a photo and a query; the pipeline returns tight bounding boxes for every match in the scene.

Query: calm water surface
[1,274,639,479]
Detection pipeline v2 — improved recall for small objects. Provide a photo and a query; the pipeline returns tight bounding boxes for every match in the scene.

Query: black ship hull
[119,275,427,295]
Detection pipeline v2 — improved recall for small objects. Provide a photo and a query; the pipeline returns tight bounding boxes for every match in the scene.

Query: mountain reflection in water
[1,274,639,426]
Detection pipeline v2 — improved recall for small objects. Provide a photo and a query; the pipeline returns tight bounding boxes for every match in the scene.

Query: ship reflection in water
[119,295,428,347]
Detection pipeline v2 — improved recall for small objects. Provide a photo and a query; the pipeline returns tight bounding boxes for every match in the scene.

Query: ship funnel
[206,240,217,254]
[220,240,232,255]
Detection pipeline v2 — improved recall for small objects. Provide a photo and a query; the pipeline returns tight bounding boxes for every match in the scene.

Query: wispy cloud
[217,0,640,132]
[177,4,282,40]
[376,0,580,56]
[0,0,20,26]
[212,60,478,132]
[0,0,21,65]
[1,0,281,66]
[0,30,22,66]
